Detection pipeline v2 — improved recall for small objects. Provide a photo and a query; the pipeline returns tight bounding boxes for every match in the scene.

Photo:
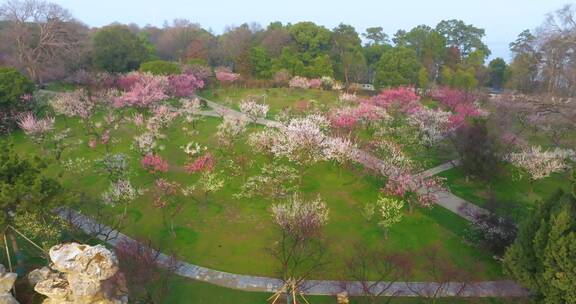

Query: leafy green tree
[306,54,334,78]
[288,22,332,58]
[417,67,430,90]
[507,30,540,93]
[249,47,273,79]
[273,47,305,76]
[362,26,389,45]
[440,66,455,86]
[374,47,421,88]
[452,67,478,90]
[139,60,181,75]
[394,25,446,81]
[435,19,490,58]
[0,142,69,228]
[92,25,151,72]
[504,188,576,303]
[0,67,34,111]
[331,23,364,84]
[487,58,509,89]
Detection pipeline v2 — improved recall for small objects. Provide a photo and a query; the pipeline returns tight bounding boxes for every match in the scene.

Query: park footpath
[57,208,527,298]
[52,93,526,298]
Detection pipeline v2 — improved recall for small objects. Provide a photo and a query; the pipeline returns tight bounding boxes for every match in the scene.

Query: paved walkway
[57,208,527,297]
[196,96,491,222]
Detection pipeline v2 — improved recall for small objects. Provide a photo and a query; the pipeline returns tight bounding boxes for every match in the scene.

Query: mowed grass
[199,87,342,116]
[7,105,502,281]
[439,165,572,220]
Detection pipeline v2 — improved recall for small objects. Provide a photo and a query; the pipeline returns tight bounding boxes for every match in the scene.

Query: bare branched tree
[115,238,179,303]
[342,245,404,304]
[0,0,88,83]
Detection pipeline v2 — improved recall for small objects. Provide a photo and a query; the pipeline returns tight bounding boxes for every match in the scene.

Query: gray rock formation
[29,243,127,304]
[0,265,18,304]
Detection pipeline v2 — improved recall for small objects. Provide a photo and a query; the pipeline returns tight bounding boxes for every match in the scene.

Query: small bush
[139,60,181,75]
[0,67,34,110]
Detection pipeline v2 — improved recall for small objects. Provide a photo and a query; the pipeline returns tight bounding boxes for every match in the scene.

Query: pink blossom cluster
[430,87,477,109]
[17,113,55,138]
[117,72,142,91]
[308,78,322,89]
[288,76,323,89]
[185,152,216,174]
[369,87,421,114]
[382,171,443,208]
[114,73,168,108]
[329,103,386,130]
[141,154,169,174]
[430,87,486,124]
[168,73,205,97]
[215,67,240,83]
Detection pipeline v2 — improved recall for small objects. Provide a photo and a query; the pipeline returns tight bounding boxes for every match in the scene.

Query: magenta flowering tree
[141,154,169,175]
[168,73,205,97]
[370,87,420,111]
[329,108,359,134]
[117,72,142,91]
[185,152,216,174]
[113,74,169,108]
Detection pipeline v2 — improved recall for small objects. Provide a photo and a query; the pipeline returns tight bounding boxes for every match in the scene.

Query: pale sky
[51,0,571,61]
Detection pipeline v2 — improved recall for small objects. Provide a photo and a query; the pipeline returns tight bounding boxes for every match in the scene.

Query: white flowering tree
[236,162,299,200]
[363,196,405,238]
[216,115,248,150]
[407,107,453,147]
[271,115,330,168]
[102,180,138,216]
[505,146,575,182]
[179,98,203,128]
[271,194,329,240]
[270,194,329,300]
[239,99,269,122]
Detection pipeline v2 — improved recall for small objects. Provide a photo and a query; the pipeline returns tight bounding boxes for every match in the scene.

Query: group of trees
[507,4,576,96]
[1,0,502,91]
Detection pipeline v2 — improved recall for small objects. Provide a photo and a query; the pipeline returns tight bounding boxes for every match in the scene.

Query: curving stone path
[57,208,528,298]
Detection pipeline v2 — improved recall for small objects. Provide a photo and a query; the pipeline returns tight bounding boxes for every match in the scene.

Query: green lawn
[199,87,342,116]
[439,165,572,220]
[6,94,504,283]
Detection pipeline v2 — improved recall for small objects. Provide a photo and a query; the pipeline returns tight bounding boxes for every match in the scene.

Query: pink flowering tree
[308,78,322,89]
[185,152,216,174]
[141,154,169,175]
[17,113,54,144]
[168,73,205,98]
[215,67,240,86]
[382,171,444,213]
[113,73,168,108]
[369,87,421,114]
[152,178,183,237]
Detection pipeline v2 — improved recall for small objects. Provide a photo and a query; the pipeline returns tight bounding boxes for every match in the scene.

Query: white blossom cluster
[407,107,453,146]
[216,115,248,147]
[505,146,576,180]
[239,99,269,122]
[271,194,329,237]
[102,180,137,207]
